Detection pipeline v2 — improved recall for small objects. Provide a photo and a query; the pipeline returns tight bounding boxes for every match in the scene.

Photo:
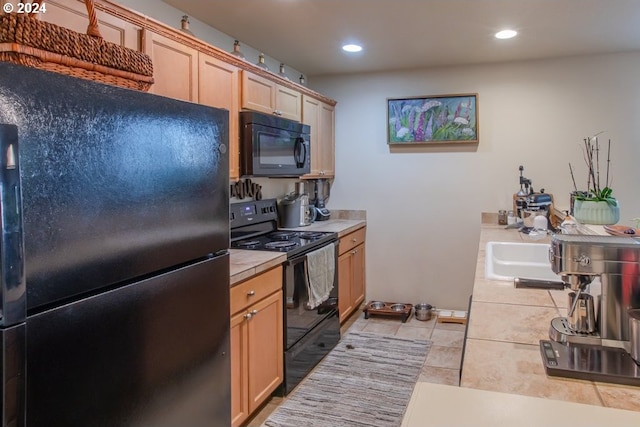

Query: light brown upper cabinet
[199,53,240,180]
[39,0,141,50]
[143,30,199,102]
[275,85,303,122]
[241,71,302,122]
[302,95,335,178]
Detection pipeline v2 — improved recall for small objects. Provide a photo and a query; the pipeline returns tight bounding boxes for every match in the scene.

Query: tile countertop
[402,383,640,426]
[459,215,640,412]
[229,249,287,286]
[229,218,366,286]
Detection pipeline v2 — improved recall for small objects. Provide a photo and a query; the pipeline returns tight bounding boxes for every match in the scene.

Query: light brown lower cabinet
[338,227,366,323]
[230,266,283,427]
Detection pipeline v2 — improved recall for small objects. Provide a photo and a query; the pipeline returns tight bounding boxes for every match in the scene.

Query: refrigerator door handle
[0,125,26,427]
[0,125,26,327]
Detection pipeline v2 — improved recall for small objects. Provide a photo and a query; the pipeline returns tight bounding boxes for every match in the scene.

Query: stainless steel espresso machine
[540,234,640,386]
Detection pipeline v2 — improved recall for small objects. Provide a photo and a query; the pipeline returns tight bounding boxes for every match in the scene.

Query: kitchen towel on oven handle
[305,243,336,309]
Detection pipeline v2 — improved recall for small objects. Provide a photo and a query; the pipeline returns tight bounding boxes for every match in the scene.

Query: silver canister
[414,303,434,321]
[629,308,640,363]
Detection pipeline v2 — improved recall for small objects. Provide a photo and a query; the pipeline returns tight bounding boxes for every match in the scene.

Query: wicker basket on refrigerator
[0,0,154,91]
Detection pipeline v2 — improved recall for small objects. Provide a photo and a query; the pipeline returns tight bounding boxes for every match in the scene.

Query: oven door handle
[285,253,307,267]
[285,239,338,265]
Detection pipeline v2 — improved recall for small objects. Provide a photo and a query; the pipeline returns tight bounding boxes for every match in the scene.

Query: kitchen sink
[485,241,560,282]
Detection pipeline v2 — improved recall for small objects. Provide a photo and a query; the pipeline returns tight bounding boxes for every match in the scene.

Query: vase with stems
[569,133,619,225]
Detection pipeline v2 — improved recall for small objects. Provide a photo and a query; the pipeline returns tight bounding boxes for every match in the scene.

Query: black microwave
[239,111,311,177]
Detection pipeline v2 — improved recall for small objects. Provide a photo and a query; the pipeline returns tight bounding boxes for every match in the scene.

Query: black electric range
[230,198,341,395]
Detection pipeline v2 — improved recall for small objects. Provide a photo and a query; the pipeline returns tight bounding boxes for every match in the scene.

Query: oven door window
[285,257,337,349]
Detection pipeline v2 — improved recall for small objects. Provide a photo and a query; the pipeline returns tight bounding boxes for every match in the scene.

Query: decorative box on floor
[363,301,413,323]
[437,310,467,324]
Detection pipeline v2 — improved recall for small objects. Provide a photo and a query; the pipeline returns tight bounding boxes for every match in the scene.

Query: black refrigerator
[0,62,231,427]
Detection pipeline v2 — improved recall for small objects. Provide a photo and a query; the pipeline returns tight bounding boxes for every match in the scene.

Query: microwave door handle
[294,137,307,168]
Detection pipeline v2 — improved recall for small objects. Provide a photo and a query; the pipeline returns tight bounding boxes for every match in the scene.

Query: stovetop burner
[264,241,299,251]
[268,231,297,240]
[298,231,324,240]
[235,240,261,249]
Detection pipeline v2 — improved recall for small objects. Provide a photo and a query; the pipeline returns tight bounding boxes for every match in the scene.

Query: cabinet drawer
[338,227,366,255]
[231,266,282,315]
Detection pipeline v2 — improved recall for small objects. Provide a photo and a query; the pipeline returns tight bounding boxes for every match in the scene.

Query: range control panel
[230,199,277,226]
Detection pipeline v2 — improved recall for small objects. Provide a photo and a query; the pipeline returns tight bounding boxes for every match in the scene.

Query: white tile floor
[246,310,466,426]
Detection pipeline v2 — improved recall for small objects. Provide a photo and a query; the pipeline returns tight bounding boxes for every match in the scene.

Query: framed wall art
[387,93,478,144]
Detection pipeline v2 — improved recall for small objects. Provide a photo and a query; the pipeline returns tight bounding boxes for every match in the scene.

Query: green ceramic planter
[573,199,620,225]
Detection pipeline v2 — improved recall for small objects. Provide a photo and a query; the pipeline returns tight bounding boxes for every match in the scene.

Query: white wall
[311,52,640,310]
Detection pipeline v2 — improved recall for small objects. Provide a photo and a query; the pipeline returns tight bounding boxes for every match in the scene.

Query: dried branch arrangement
[568,133,616,206]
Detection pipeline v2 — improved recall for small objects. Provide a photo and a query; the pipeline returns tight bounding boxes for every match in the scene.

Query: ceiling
[163,0,640,77]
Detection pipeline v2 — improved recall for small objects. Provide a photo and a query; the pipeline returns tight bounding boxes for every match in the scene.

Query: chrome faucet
[549,234,640,348]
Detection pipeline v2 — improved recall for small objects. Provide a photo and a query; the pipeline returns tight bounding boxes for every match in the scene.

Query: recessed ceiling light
[342,44,363,53]
[495,29,517,40]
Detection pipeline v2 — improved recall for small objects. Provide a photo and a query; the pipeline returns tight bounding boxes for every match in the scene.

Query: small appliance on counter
[278,182,316,227]
[307,178,331,221]
[513,165,554,223]
[540,234,640,386]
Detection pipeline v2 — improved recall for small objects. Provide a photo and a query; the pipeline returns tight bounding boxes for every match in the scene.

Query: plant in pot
[569,134,619,225]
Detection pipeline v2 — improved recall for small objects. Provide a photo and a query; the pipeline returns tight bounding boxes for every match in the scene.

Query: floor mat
[263,331,432,427]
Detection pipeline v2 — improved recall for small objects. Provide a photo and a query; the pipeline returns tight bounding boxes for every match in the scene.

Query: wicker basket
[0,0,154,91]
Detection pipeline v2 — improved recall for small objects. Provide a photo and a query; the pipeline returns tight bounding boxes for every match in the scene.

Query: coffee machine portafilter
[540,234,640,386]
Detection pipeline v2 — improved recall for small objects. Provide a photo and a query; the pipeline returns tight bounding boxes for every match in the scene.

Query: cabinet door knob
[352,238,357,242]
[247,290,256,296]
[351,249,357,254]
[244,310,258,320]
